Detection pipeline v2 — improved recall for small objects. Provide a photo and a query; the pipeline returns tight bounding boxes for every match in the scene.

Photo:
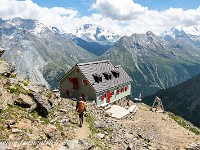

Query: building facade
[59,60,132,106]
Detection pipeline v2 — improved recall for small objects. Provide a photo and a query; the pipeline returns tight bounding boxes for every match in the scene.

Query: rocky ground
[0,55,200,150]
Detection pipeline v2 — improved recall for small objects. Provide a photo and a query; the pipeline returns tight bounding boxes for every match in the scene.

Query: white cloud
[91,0,148,20]
[0,0,200,35]
[0,0,79,32]
[91,0,200,34]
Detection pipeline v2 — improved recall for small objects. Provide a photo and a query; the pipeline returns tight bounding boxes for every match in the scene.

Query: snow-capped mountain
[162,27,200,48]
[100,31,200,96]
[163,26,200,38]
[0,18,94,88]
[73,24,120,45]
[162,27,187,39]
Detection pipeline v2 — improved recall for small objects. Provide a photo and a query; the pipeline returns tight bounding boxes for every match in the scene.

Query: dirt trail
[75,122,91,140]
[125,104,200,149]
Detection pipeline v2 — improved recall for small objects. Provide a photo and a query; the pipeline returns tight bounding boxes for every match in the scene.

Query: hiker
[76,97,86,127]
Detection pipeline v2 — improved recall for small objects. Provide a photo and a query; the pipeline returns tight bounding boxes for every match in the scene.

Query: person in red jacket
[76,97,86,127]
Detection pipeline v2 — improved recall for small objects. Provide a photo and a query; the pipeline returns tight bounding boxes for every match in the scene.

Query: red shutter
[101,94,105,101]
[73,78,78,90]
[83,79,88,85]
[125,86,128,91]
[66,90,69,95]
[69,78,73,82]
[107,91,111,103]
[117,89,120,94]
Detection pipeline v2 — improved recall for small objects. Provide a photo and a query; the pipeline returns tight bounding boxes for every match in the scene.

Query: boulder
[28,92,52,116]
[44,124,57,139]
[15,93,36,109]
[64,139,79,150]
[97,133,105,139]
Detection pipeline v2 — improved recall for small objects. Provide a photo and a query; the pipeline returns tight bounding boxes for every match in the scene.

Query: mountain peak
[82,24,93,30]
[163,27,186,39]
[73,24,120,44]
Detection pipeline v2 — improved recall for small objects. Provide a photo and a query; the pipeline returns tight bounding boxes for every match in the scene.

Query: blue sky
[1,0,200,35]
[31,0,200,16]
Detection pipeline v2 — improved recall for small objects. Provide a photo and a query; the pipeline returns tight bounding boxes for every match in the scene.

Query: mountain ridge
[0,18,95,88]
[100,31,200,97]
[143,73,200,128]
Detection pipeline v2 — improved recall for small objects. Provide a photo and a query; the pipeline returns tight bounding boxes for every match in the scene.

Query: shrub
[23,81,29,86]
[7,86,17,93]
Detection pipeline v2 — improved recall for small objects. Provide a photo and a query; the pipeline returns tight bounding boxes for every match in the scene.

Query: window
[66,90,69,95]
[125,86,128,91]
[69,77,78,90]
[101,94,105,101]
[103,72,112,80]
[93,73,102,83]
[116,89,120,95]
[82,79,88,85]
[111,70,120,78]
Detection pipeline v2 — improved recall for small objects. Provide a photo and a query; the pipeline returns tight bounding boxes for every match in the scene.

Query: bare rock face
[0,47,5,57]
[0,59,15,77]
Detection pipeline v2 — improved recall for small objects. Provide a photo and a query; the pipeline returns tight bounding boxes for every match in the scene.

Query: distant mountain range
[143,73,200,128]
[70,24,120,56]
[100,31,200,96]
[0,18,94,88]
[1,17,200,97]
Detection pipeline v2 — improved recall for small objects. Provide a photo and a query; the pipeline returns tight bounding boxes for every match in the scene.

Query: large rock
[15,93,36,110]
[28,92,52,116]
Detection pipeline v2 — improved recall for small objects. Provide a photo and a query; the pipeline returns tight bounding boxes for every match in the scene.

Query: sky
[1,0,200,35]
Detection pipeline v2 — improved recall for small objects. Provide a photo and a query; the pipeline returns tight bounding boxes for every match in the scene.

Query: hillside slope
[0,57,200,149]
[100,31,200,97]
[143,73,200,128]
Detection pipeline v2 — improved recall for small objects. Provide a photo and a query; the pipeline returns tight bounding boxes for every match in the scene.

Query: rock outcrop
[0,47,5,57]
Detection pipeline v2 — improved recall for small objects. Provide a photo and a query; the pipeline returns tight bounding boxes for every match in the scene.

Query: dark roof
[77,60,132,93]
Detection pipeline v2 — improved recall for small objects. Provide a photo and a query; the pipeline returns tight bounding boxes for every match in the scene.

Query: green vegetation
[168,112,200,135]
[23,81,29,86]
[86,113,110,150]
[46,90,53,99]
[86,113,99,134]
[7,84,31,95]
[10,73,16,78]
[0,88,3,96]
[7,86,17,93]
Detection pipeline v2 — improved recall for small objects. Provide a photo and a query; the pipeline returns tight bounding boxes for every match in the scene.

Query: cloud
[51,7,78,18]
[0,0,200,35]
[0,0,79,31]
[91,0,200,34]
[91,0,148,20]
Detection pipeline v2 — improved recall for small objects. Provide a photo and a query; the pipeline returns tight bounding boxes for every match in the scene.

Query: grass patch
[86,113,99,134]
[10,73,16,78]
[23,81,29,86]
[7,86,17,93]
[169,112,200,135]
[86,113,110,150]
[0,88,3,96]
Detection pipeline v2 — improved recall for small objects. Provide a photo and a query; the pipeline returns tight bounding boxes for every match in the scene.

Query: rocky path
[75,122,90,140]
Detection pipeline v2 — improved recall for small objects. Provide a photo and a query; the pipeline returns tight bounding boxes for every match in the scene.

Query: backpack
[78,101,85,113]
